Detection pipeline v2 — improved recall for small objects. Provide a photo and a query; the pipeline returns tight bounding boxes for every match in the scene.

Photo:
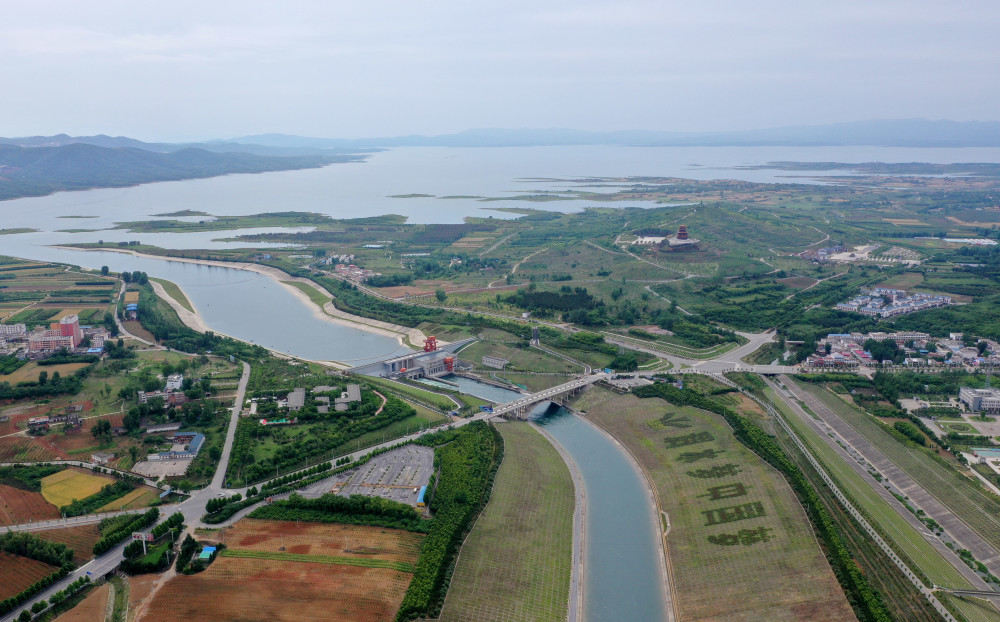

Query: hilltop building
[665,225,700,250]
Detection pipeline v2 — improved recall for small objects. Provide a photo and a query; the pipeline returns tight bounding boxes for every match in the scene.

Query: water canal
[435,376,670,621]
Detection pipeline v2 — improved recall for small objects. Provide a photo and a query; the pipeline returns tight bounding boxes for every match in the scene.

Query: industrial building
[960,387,1000,413]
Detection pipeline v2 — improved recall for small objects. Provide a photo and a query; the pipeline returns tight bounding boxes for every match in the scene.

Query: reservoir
[444,377,669,621]
[2,245,411,366]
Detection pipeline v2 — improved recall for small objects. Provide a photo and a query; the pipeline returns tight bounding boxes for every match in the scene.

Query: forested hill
[0,142,363,200]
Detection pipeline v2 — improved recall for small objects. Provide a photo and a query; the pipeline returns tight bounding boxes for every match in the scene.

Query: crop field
[40,468,117,508]
[34,524,101,563]
[0,551,57,600]
[140,555,414,621]
[0,483,60,526]
[0,362,90,385]
[797,381,1000,556]
[96,487,160,512]
[223,519,423,564]
[764,388,974,589]
[937,593,1000,622]
[439,422,573,622]
[574,388,853,622]
[0,436,58,462]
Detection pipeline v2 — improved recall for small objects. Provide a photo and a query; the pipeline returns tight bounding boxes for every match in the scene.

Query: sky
[1,0,998,141]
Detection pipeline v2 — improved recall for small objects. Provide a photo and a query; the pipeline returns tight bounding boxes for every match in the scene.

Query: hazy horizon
[2,1,998,142]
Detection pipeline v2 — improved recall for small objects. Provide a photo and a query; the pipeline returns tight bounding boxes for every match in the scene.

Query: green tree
[37,371,48,385]
[91,419,112,439]
[100,265,109,276]
[435,289,447,302]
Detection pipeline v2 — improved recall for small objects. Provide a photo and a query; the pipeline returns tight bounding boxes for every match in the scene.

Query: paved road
[779,375,1000,577]
[765,378,990,590]
[211,362,250,490]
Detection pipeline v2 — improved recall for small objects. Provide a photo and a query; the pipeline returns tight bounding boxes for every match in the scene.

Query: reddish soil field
[0,436,58,462]
[0,401,92,435]
[53,583,109,622]
[0,413,33,435]
[225,519,423,564]
[0,551,58,600]
[139,557,413,622]
[34,524,101,563]
[0,484,60,526]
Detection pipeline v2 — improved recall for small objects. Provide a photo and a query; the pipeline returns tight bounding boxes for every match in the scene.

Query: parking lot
[132,458,192,478]
[335,445,434,507]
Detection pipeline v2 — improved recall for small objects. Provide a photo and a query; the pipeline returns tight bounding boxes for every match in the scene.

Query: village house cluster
[835,287,953,318]
[807,331,999,369]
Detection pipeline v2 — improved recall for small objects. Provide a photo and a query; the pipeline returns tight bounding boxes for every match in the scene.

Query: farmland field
[96,487,160,512]
[34,524,101,563]
[0,362,90,385]
[0,551,58,600]
[223,519,423,564]
[140,556,414,622]
[574,388,853,622]
[0,483,60,526]
[438,422,574,622]
[40,468,117,508]
[0,436,58,462]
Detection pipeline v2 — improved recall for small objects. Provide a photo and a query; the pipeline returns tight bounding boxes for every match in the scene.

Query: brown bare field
[139,557,414,622]
[53,583,109,622]
[0,436,58,462]
[34,524,101,563]
[777,276,818,290]
[882,218,929,226]
[0,484,60,526]
[223,519,423,564]
[0,551,58,600]
[128,573,159,612]
[0,412,34,435]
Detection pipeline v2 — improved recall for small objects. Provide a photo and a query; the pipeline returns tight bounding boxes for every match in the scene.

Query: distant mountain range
[3,119,999,202]
[0,140,363,201]
[235,119,1000,149]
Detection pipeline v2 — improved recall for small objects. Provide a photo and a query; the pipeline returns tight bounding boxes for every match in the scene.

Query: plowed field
[225,519,423,564]
[0,436,57,462]
[0,483,60,526]
[139,557,414,622]
[34,524,101,563]
[0,551,57,600]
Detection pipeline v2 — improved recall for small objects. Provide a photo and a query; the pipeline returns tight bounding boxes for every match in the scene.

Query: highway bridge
[475,373,609,420]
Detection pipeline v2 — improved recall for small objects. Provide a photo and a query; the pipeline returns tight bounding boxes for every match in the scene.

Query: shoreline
[53,245,425,348]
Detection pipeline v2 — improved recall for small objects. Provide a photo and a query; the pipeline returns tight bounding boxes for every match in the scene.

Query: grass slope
[438,422,574,622]
[575,387,853,622]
